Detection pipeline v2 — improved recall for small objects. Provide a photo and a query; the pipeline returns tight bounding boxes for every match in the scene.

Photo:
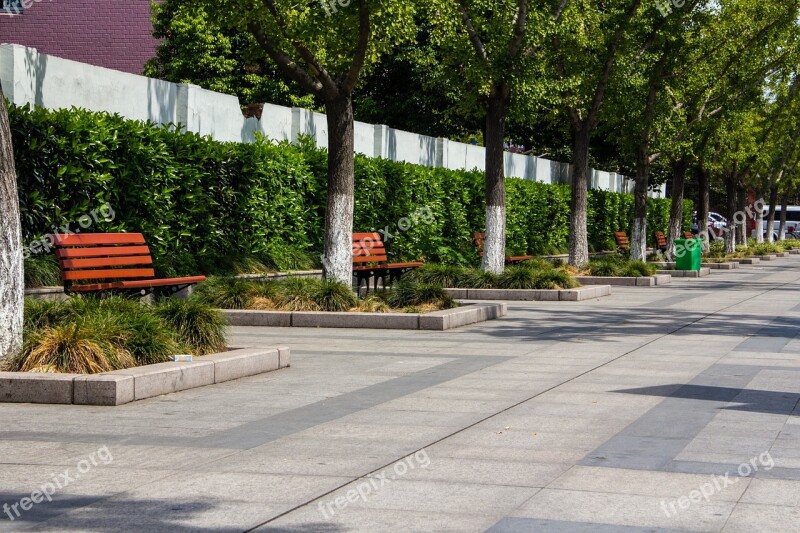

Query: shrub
[13,314,136,374]
[312,279,358,312]
[408,264,464,287]
[10,104,689,274]
[456,268,499,289]
[384,280,456,309]
[620,261,657,277]
[497,266,540,289]
[153,299,228,355]
[14,296,228,373]
[192,277,257,310]
[24,256,62,288]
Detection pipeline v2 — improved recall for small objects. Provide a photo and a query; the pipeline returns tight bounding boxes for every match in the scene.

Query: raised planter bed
[222,303,506,331]
[444,286,611,302]
[0,347,289,406]
[574,275,671,287]
[652,261,738,270]
[657,268,711,278]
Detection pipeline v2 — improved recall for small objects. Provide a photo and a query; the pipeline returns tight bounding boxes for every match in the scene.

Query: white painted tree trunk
[322,96,355,286]
[482,205,506,274]
[756,208,764,243]
[0,86,24,359]
[482,85,509,275]
[631,218,647,261]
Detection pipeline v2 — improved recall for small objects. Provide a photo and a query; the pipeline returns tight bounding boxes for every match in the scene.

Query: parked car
[753,206,800,240]
[691,212,727,240]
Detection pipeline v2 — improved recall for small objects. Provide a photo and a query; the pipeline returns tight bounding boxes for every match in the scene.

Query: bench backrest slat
[62,268,156,281]
[655,231,668,250]
[614,232,630,249]
[472,233,486,255]
[353,232,389,263]
[54,233,156,285]
[683,231,694,239]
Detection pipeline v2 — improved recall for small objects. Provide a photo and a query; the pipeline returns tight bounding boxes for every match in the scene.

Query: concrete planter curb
[0,347,289,406]
[221,303,506,331]
[444,286,611,302]
[574,275,671,287]
[736,258,761,265]
[657,268,711,278]
[756,254,778,261]
[790,249,800,255]
[23,287,69,301]
[703,262,739,270]
[652,261,738,270]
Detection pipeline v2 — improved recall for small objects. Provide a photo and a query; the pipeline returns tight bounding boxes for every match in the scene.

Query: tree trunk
[631,144,650,262]
[481,84,509,274]
[321,95,355,286]
[666,159,687,259]
[766,181,778,243]
[756,194,765,243]
[724,171,738,254]
[568,127,591,267]
[736,185,746,245]
[778,193,789,241]
[0,85,24,359]
[697,166,710,252]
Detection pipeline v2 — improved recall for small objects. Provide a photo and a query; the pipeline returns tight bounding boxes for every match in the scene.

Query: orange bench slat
[62,268,156,281]
[61,256,154,269]
[116,276,206,289]
[54,233,147,246]
[56,245,152,259]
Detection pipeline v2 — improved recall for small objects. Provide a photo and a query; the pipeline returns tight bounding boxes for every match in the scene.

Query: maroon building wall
[0,0,158,75]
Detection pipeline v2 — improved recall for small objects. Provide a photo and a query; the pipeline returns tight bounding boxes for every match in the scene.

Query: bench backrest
[655,231,668,250]
[614,232,630,250]
[352,233,388,264]
[472,233,486,256]
[683,231,694,239]
[54,233,155,288]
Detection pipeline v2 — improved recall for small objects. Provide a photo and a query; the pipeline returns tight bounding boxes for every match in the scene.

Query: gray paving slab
[3,256,800,531]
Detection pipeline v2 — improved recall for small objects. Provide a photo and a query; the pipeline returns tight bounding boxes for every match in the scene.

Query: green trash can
[675,239,702,271]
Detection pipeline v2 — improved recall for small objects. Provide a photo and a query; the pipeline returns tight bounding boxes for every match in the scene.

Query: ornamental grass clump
[10,296,228,374]
[384,280,457,310]
[154,299,228,356]
[587,255,655,277]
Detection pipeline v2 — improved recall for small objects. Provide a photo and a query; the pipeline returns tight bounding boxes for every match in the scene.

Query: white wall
[0,44,666,196]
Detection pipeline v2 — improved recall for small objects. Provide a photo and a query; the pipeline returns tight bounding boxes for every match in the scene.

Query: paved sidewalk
[2,259,800,531]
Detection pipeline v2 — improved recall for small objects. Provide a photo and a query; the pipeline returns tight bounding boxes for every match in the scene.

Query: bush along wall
[10,104,693,274]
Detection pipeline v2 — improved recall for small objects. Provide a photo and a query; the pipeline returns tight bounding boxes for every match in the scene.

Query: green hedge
[10,104,692,274]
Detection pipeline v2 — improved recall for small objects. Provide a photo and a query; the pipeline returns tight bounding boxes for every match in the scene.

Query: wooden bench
[614,232,630,250]
[353,233,423,291]
[655,231,668,252]
[54,233,206,296]
[683,231,695,239]
[472,233,533,264]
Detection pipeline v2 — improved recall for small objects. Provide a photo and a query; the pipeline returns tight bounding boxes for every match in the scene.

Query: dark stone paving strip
[734,316,800,353]
[190,355,513,449]
[0,356,511,450]
[638,293,710,309]
[581,364,763,471]
[487,517,693,532]
[665,461,800,480]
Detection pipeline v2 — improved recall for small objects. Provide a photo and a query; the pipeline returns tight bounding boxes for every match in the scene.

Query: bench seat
[54,233,206,296]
